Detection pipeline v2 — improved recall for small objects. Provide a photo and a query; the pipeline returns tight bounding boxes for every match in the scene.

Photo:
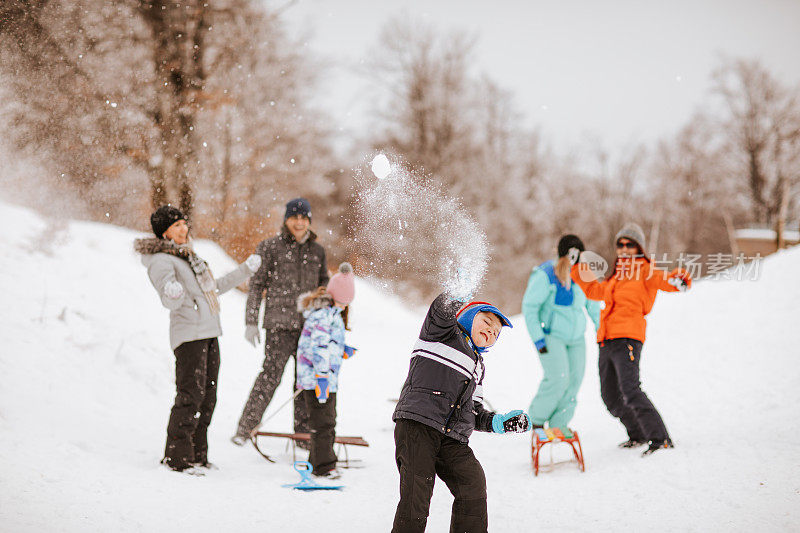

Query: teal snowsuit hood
[522,260,601,346]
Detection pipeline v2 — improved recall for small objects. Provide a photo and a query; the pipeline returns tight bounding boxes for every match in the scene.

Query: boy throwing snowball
[392,293,530,533]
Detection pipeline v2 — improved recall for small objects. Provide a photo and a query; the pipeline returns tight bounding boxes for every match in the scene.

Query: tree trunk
[775,175,789,250]
[722,211,740,257]
[150,169,168,209]
[218,107,233,229]
[138,0,207,221]
[747,140,768,225]
[649,208,662,256]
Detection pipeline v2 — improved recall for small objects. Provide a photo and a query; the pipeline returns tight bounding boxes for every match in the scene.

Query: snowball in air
[371,154,393,180]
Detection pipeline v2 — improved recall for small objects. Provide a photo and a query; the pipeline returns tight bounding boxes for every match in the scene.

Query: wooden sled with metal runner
[250,430,369,468]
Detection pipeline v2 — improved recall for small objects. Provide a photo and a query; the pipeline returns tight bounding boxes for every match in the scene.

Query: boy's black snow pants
[598,338,669,442]
[302,390,338,475]
[235,328,310,438]
[164,337,219,469]
[392,419,488,533]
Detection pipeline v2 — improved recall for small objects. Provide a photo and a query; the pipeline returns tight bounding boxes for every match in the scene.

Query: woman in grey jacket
[134,205,260,473]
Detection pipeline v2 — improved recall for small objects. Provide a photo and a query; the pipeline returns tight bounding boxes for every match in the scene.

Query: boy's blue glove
[343,345,357,359]
[491,410,531,434]
[314,374,329,403]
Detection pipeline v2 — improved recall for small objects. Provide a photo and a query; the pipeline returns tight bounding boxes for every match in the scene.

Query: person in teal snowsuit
[522,235,601,429]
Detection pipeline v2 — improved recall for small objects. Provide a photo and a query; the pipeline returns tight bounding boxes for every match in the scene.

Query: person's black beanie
[284,197,312,222]
[557,234,585,258]
[151,205,185,239]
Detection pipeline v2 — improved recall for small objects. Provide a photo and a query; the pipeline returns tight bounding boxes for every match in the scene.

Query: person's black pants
[392,419,488,533]
[236,328,310,438]
[164,337,219,469]
[302,390,337,475]
[598,338,669,442]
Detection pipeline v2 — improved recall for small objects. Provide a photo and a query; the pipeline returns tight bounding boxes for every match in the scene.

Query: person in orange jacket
[571,223,691,456]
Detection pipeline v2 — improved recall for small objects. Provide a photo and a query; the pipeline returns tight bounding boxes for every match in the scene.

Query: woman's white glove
[245,254,262,273]
[568,247,581,265]
[163,280,184,300]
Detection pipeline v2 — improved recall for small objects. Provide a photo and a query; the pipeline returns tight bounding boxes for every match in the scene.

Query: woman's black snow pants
[164,337,219,469]
[598,337,669,442]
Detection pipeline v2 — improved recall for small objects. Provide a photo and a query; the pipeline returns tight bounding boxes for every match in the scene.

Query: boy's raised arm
[421,292,465,341]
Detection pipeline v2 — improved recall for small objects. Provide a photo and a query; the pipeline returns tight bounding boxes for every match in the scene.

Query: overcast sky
[279,0,800,158]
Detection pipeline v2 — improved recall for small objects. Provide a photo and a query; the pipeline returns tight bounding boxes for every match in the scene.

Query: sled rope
[249,388,304,462]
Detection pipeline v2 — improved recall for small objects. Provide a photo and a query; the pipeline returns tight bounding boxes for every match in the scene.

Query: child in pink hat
[295,263,357,478]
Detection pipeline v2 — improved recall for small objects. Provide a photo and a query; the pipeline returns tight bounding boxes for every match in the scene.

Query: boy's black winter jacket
[393,293,496,443]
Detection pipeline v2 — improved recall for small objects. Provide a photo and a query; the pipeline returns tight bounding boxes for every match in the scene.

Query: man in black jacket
[232,198,329,444]
[392,294,531,533]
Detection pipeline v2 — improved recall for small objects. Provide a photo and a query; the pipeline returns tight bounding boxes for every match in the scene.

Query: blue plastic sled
[282,461,344,491]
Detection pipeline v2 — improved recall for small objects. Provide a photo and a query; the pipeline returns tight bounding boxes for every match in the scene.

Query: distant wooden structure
[734,228,800,257]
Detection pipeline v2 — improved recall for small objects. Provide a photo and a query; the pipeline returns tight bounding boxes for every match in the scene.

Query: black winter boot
[618,439,646,448]
[641,438,674,456]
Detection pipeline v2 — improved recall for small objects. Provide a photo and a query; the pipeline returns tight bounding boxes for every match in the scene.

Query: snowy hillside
[1,199,798,532]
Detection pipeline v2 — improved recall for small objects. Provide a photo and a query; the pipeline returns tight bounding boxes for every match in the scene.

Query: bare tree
[651,113,745,258]
[0,0,155,220]
[367,16,478,178]
[0,0,342,260]
[191,0,340,259]
[713,58,800,248]
[135,0,212,216]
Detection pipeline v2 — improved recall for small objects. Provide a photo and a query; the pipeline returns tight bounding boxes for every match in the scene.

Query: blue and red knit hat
[456,301,513,349]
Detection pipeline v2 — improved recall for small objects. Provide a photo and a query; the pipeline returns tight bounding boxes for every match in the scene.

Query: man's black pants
[236,328,310,438]
[302,390,337,475]
[392,419,488,533]
[164,337,219,469]
[598,337,669,442]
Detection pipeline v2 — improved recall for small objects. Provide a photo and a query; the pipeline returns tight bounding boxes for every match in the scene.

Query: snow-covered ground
[1,199,798,532]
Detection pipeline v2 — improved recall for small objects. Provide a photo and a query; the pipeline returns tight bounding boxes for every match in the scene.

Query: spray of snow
[353,154,488,300]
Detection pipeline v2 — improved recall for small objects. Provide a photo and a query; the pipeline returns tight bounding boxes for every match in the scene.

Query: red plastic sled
[531,427,585,476]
